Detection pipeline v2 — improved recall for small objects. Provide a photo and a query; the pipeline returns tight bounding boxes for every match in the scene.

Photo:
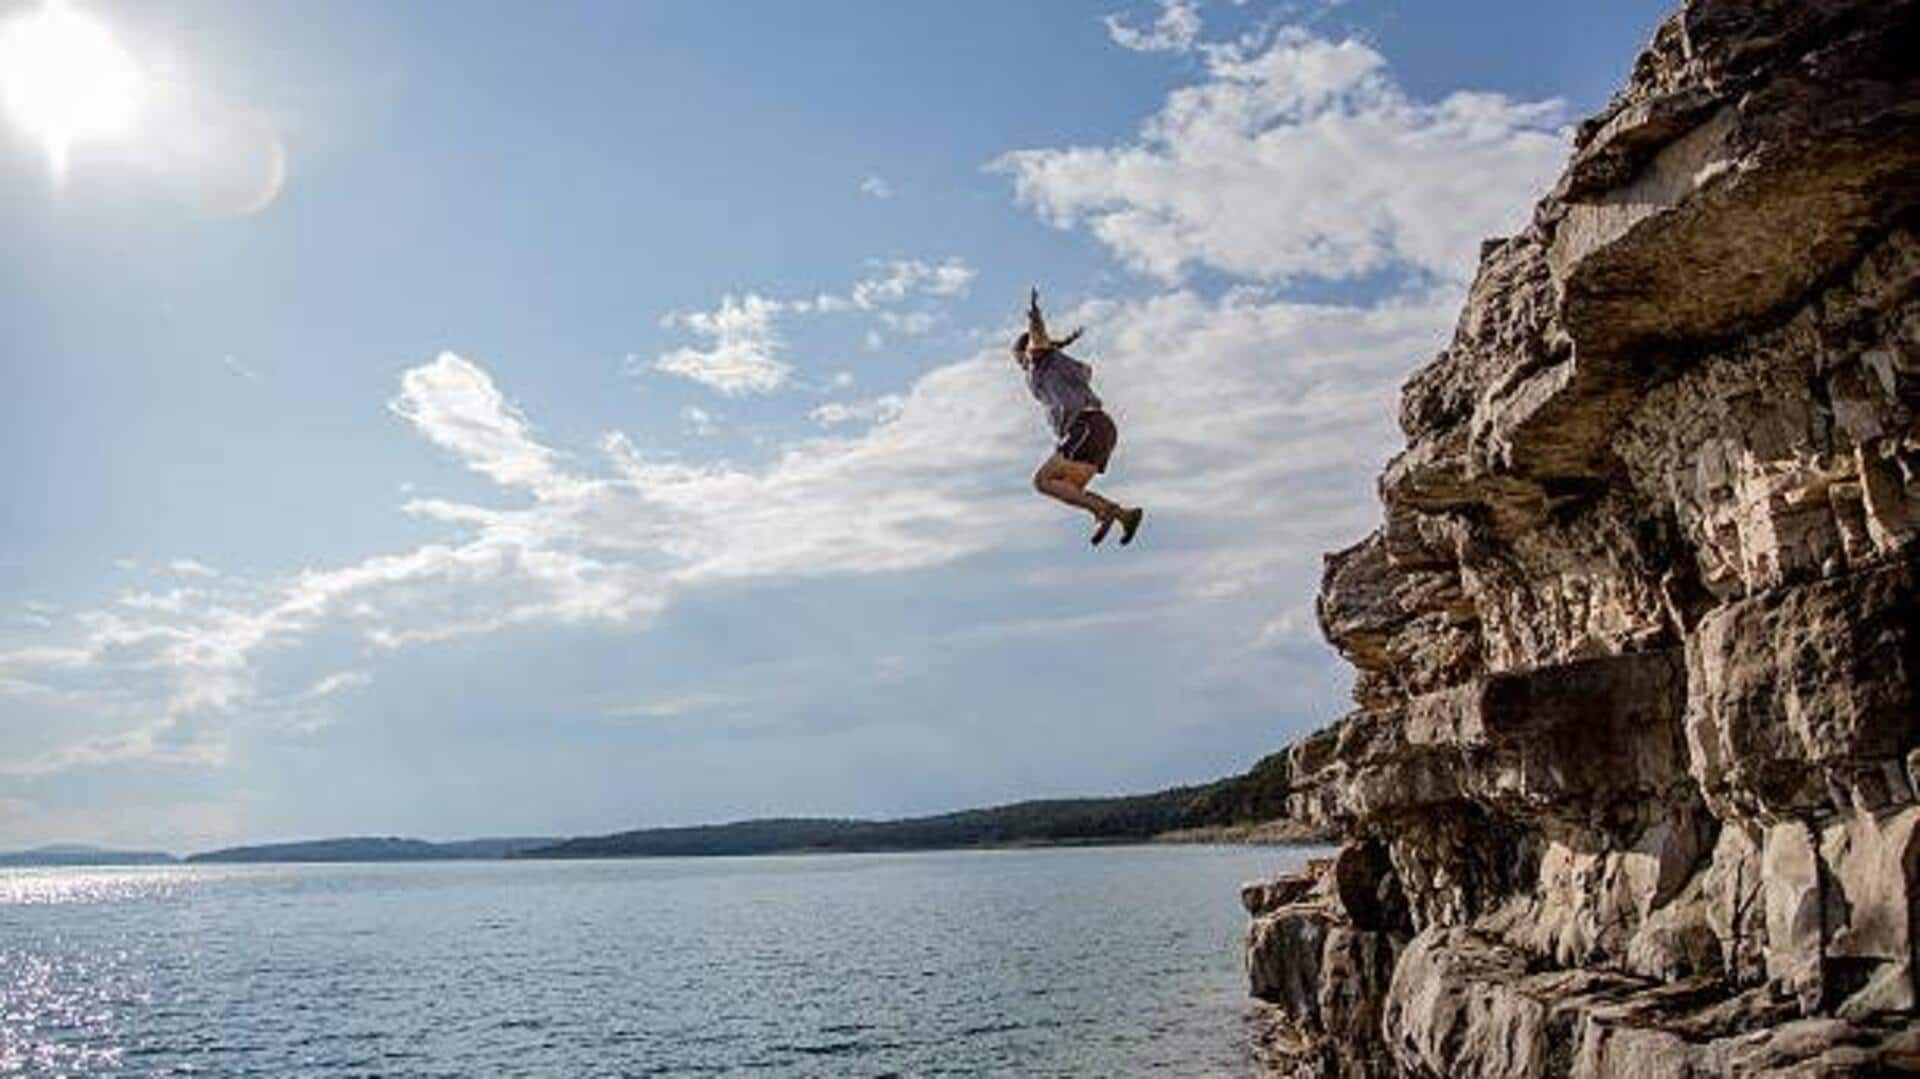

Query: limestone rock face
[1245,1,1920,1073]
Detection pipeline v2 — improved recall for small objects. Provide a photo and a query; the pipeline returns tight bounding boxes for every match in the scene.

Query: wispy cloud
[859,174,893,200]
[605,689,756,720]
[810,394,905,428]
[3,271,1449,777]
[879,311,938,337]
[221,354,262,382]
[306,670,372,698]
[167,559,221,579]
[14,601,58,630]
[390,353,577,495]
[651,258,976,394]
[680,404,717,437]
[4,18,1561,799]
[1105,0,1202,53]
[846,259,975,308]
[655,293,794,396]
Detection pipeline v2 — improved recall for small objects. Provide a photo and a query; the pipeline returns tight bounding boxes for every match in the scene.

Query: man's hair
[1012,329,1081,359]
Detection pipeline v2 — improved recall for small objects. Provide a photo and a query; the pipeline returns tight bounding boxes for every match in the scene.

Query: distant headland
[4,754,1328,866]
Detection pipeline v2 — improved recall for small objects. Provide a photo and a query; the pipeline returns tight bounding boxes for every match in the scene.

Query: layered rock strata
[1245,1,1920,1074]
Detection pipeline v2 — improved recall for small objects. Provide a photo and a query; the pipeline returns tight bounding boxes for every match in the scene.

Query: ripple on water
[1,846,1317,1075]
[0,867,190,907]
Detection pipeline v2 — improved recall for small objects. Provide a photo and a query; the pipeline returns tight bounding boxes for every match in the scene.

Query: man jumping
[1015,288,1144,546]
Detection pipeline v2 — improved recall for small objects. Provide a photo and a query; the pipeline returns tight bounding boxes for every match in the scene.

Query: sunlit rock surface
[1244,0,1920,1073]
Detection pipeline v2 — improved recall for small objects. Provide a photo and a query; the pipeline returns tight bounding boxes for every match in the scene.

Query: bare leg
[1033,454,1120,521]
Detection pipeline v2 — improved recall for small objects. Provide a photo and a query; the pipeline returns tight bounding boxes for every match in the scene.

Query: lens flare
[0,1,145,178]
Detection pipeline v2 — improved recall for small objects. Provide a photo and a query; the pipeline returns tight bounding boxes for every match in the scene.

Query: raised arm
[1026,287,1084,353]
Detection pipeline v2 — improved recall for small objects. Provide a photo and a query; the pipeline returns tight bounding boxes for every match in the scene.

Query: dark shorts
[1058,409,1117,473]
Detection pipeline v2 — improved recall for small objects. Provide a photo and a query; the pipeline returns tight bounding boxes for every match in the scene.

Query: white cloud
[811,394,906,428]
[652,259,975,394]
[879,311,938,336]
[606,689,755,720]
[0,646,90,676]
[1106,0,1203,53]
[117,588,206,614]
[167,559,221,579]
[14,601,57,630]
[879,309,940,334]
[306,670,371,698]
[681,405,717,437]
[859,174,893,199]
[2,21,1567,799]
[390,352,576,494]
[848,259,975,308]
[4,273,1451,777]
[653,293,794,396]
[995,27,1566,284]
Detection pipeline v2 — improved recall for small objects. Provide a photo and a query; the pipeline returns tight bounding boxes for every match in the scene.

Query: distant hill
[432,837,563,859]
[0,844,178,867]
[523,755,1319,859]
[135,749,1316,864]
[187,835,556,864]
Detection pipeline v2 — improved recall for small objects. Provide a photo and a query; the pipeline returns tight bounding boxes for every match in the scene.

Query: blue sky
[0,0,1670,850]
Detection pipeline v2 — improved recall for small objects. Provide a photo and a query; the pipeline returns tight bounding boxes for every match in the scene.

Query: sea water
[1,844,1316,1076]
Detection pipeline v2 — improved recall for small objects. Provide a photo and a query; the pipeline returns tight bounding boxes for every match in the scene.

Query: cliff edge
[1243,0,1920,1074]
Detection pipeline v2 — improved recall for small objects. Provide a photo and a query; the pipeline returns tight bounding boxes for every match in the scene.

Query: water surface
[1,844,1314,1075]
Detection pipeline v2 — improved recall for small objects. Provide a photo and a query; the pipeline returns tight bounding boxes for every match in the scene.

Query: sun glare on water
[0,0,144,178]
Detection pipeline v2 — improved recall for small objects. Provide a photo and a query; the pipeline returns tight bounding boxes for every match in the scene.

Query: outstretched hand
[1026,288,1086,352]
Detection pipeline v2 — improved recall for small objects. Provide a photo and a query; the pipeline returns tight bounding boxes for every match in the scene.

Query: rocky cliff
[1242,1,1920,1074]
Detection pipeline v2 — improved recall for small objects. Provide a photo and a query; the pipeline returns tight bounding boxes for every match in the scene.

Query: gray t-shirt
[1023,350,1101,438]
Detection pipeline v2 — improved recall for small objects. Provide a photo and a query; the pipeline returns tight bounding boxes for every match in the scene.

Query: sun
[0,0,144,177]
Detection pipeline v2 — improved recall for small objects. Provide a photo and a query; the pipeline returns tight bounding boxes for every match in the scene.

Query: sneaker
[1090,512,1116,546]
[1118,507,1145,545]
